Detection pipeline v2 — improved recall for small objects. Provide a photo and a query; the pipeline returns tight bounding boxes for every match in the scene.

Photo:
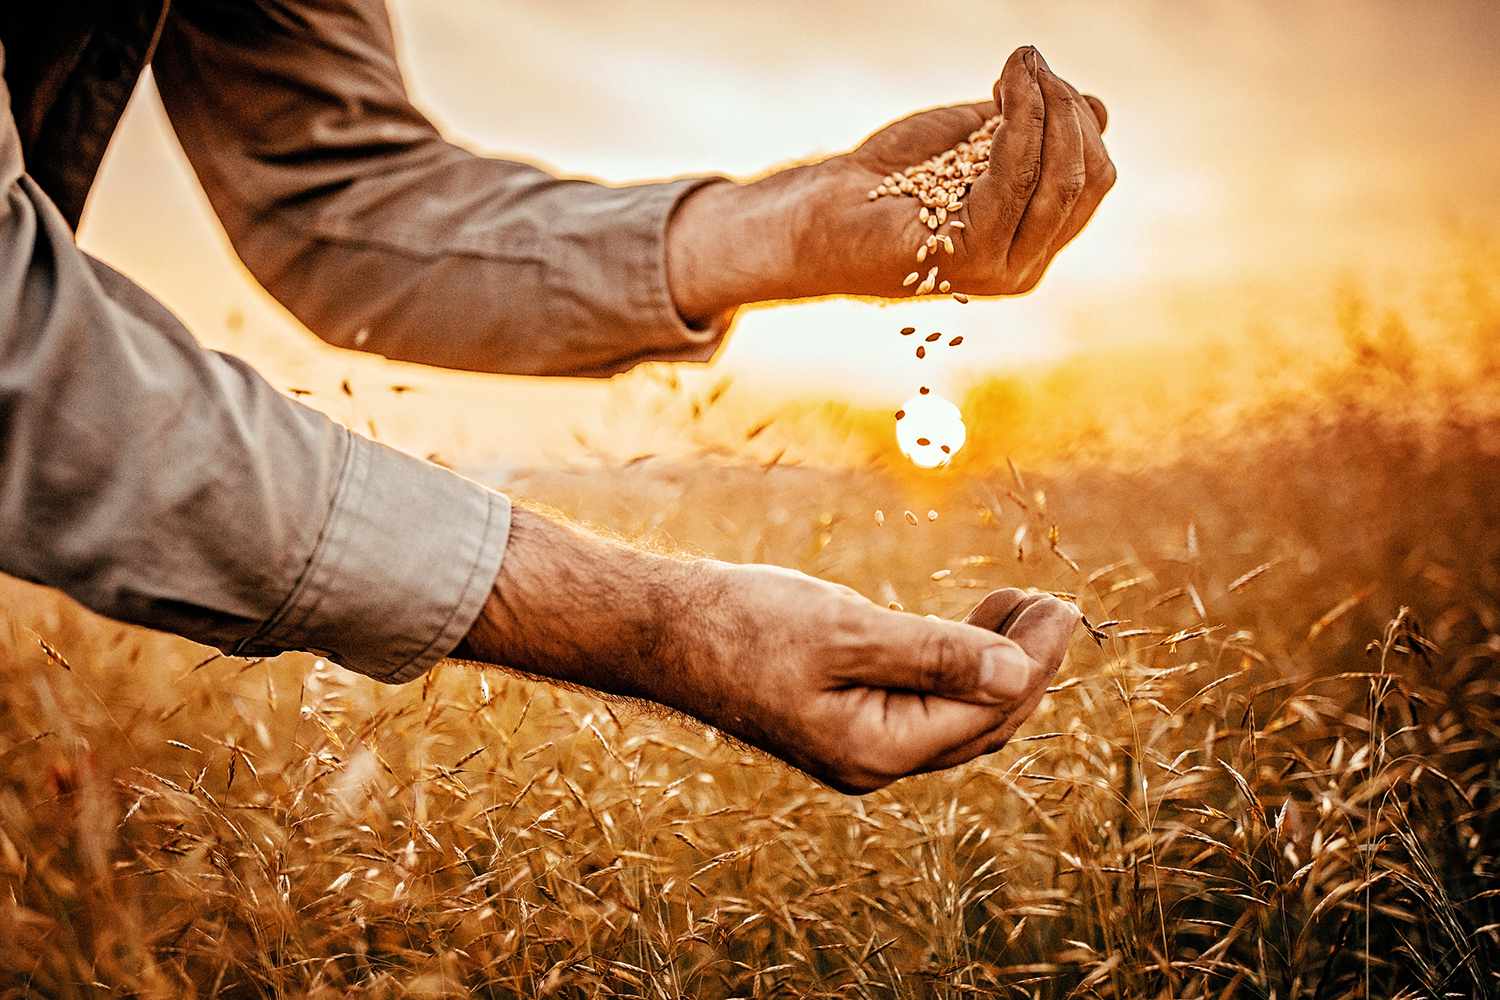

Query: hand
[675,567,1081,793]
[667,46,1115,321]
[458,507,1081,793]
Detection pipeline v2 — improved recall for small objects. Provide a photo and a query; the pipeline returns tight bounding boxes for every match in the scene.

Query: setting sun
[894,387,966,468]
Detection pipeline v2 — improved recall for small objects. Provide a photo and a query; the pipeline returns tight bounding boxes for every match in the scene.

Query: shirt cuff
[234,431,510,683]
[543,176,736,376]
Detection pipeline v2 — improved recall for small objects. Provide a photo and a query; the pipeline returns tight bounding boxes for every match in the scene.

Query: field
[3,257,1499,998]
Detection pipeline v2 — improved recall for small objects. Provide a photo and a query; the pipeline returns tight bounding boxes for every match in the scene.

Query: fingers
[842,604,1041,705]
[963,48,1113,295]
[1044,79,1117,259]
[1004,51,1087,290]
[967,47,1045,263]
[1083,94,1109,134]
[918,596,1082,772]
[846,595,1082,784]
[860,691,1015,777]
[962,587,1031,631]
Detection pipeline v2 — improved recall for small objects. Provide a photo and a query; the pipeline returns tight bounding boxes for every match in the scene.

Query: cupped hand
[676,566,1082,794]
[805,45,1115,299]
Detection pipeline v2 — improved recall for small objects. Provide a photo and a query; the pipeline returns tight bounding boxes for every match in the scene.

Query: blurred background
[7,5,1500,994]
[78,0,1500,471]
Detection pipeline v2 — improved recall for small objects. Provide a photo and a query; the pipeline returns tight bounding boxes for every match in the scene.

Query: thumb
[854,606,1040,706]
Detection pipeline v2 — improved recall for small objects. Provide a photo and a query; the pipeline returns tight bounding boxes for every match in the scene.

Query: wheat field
[2,253,1499,998]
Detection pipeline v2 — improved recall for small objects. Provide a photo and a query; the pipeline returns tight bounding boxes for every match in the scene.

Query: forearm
[156,4,730,379]
[0,69,505,680]
[457,506,708,704]
[665,168,824,323]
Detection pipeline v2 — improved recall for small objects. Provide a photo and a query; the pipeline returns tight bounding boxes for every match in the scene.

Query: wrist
[458,506,708,705]
[666,168,827,321]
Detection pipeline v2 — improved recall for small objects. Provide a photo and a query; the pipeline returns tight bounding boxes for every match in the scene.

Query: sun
[894,388,966,468]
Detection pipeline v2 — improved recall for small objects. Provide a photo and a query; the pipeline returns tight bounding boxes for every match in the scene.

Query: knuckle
[1058,168,1086,206]
[917,631,970,694]
[823,597,871,650]
[1008,160,1042,199]
[1100,160,1119,192]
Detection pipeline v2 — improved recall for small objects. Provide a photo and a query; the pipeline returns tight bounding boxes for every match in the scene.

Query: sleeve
[151,0,733,379]
[0,49,509,683]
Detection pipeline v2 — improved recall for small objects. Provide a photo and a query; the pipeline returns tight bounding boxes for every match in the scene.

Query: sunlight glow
[895,389,966,469]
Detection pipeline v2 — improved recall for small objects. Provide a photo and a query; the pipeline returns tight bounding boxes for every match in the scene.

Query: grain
[876,115,991,423]
[903,510,919,525]
[868,114,1000,211]
[925,332,942,343]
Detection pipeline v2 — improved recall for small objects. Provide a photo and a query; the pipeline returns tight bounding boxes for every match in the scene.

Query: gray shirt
[0,2,727,682]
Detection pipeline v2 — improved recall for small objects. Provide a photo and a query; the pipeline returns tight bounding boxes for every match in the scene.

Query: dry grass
[2,254,1499,998]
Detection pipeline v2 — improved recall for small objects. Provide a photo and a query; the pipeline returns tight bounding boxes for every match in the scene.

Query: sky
[77,1,1500,466]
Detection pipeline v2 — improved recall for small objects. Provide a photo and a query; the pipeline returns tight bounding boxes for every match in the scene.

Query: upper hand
[666,46,1115,320]
[819,45,1115,298]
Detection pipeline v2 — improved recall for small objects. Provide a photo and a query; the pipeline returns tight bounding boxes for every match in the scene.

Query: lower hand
[675,565,1080,792]
[460,507,1081,793]
[668,46,1115,321]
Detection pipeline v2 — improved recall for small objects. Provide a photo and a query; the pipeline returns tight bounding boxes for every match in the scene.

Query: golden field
[2,244,1498,998]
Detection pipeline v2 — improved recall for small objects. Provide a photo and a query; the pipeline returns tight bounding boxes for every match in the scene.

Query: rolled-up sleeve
[0,52,508,682]
[153,0,732,379]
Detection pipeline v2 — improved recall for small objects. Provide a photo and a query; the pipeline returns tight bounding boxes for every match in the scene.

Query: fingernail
[1023,46,1041,76]
[980,645,1036,701]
